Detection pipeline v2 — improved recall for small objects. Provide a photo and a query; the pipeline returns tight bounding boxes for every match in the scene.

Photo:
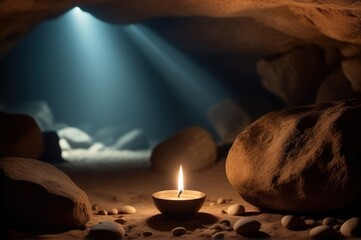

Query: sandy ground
[8,158,348,239]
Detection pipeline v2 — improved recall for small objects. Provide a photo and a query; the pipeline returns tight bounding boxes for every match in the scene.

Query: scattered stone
[305,219,318,227]
[143,231,153,237]
[89,221,125,239]
[92,204,100,212]
[108,208,119,215]
[185,219,202,230]
[120,205,136,214]
[342,58,361,93]
[210,224,223,231]
[226,204,245,216]
[309,225,336,238]
[114,219,126,225]
[257,45,325,106]
[150,126,217,172]
[212,231,225,240]
[340,217,361,237]
[226,99,361,212]
[172,227,187,236]
[0,157,92,229]
[217,198,225,204]
[220,220,231,227]
[97,209,108,215]
[57,127,92,149]
[233,218,261,235]
[0,112,43,159]
[112,128,149,150]
[323,217,338,226]
[39,131,64,163]
[281,215,306,230]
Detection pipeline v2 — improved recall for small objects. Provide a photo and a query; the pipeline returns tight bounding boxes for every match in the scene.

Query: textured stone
[0,111,43,159]
[340,217,361,237]
[342,58,361,93]
[233,218,261,235]
[57,127,92,149]
[257,45,325,106]
[151,126,217,172]
[89,221,125,239]
[309,225,336,238]
[0,157,92,230]
[226,99,361,212]
[315,69,356,103]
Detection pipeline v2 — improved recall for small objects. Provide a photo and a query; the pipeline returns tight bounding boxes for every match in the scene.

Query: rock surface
[57,127,92,149]
[151,126,217,172]
[226,99,361,212]
[0,111,43,159]
[0,157,92,230]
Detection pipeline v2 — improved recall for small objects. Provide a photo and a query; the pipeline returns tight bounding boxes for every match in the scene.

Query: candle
[152,165,206,218]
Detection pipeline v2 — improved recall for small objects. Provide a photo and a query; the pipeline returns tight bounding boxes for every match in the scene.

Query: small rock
[172,227,187,236]
[217,198,225,204]
[185,219,202,230]
[114,219,126,224]
[281,215,306,230]
[323,217,338,226]
[120,205,136,214]
[143,231,153,237]
[88,221,125,239]
[108,208,119,215]
[209,202,216,207]
[220,220,231,227]
[210,224,223,231]
[92,204,100,212]
[340,217,361,237]
[212,232,225,240]
[226,204,245,216]
[233,218,261,235]
[309,225,336,238]
[97,209,108,215]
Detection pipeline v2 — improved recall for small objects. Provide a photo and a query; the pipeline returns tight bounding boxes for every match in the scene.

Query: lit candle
[152,165,206,218]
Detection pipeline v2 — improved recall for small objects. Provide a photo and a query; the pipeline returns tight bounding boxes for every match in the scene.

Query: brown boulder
[151,126,217,172]
[226,99,361,212]
[0,157,92,230]
[0,111,43,158]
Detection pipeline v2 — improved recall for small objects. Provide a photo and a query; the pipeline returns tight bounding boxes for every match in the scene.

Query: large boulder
[57,127,92,149]
[151,126,217,172]
[226,99,361,212]
[0,157,92,230]
[0,111,43,158]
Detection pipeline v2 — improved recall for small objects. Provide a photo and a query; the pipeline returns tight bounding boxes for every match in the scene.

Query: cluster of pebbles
[92,204,137,215]
[281,215,361,238]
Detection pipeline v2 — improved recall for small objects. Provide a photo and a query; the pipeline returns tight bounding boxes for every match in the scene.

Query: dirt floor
[8,158,353,239]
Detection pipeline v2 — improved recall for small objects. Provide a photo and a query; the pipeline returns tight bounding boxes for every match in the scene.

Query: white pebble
[233,218,261,235]
[226,204,245,216]
[120,205,136,214]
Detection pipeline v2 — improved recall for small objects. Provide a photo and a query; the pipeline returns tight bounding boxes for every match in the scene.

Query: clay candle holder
[152,165,206,218]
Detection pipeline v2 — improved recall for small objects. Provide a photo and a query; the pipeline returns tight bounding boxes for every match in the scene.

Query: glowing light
[178,165,184,198]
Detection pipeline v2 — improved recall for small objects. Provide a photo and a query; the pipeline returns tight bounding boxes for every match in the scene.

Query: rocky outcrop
[0,111,43,158]
[226,99,361,212]
[151,126,217,172]
[0,157,92,230]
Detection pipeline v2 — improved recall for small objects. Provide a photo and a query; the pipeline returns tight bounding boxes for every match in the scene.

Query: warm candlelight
[152,165,206,218]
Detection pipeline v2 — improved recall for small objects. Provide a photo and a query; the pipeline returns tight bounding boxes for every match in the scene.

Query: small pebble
[108,208,118,215]
[172,227,187,236]
[97,209,108,215]
[220,220,231,227]
[309,225,336,238]
[209,202,216,207]
[226,204,245,216]
[217,198,226,204]
[88,221,125,239]
[323,217,338,226]
[281,215,306,230]
[233,218,261,235]
[92,204,100,211]
[114,219,126,224]
[212,232,225,240]
[120,205,137,214]
[340,217,361,237]
[143,231,153,237]
[210,224,223,231]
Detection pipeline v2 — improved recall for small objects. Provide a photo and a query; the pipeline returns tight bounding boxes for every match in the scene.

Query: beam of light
[124,25,230,122]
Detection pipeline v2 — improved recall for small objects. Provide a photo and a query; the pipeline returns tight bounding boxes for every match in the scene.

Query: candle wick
[178,190,182,198]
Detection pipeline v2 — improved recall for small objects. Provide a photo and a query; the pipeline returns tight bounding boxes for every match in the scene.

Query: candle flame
[178,165,183,198]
